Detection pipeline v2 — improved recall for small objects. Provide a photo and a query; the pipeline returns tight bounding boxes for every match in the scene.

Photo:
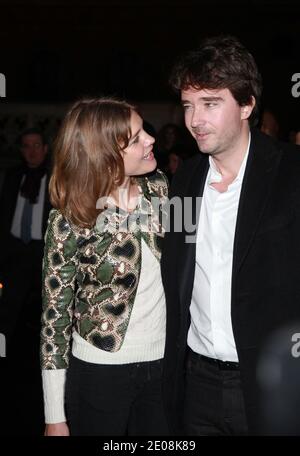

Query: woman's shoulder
[45,209,80,260]
[143,169,169,195]
[48,208,70,227]
[48,209,96,239]
[47,208,77,238]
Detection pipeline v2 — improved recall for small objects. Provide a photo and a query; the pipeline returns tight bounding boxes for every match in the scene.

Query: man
[0,128,52,352]
[161,35,300,435]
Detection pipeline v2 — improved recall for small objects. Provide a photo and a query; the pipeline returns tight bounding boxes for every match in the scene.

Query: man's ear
[241,96,255,120]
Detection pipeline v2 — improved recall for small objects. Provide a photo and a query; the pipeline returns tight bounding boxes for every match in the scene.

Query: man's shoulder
[0,164,23,194]
[250,129,300,176]
[252,128,300,158]
[270,137,300,173]
[181,152,205,168]
[278,140,300,158]
[170,153,206,193]
[175,153,206,179]
[3,163,23,178]
[278,142,300,188]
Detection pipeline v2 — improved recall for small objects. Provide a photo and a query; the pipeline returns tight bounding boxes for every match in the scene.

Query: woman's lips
[143,150,154,160]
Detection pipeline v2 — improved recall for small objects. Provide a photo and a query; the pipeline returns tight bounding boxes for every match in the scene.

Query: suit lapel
[232,129,283,276]
[178,155,209,308]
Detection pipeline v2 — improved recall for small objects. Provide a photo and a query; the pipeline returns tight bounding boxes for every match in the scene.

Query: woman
[41,98,169,436]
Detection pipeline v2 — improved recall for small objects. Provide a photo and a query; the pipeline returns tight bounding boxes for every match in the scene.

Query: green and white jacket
[40,170,168,370]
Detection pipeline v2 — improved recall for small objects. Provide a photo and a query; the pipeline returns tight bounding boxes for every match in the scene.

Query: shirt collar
[208,132,251,185]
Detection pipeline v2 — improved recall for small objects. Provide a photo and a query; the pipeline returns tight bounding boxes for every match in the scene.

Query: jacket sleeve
[40,209,79,369]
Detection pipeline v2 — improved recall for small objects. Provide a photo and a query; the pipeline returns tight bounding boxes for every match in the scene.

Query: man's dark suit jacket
[0,164,52,263]
[161,128,300,435]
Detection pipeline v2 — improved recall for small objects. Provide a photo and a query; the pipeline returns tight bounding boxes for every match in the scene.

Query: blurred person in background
[260,108,280,139]
[0,127,51,351]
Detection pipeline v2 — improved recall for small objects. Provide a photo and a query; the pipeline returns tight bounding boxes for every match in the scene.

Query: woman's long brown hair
[49,98,134,227]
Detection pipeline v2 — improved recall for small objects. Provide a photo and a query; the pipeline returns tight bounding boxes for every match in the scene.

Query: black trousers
[65,354,170,436]
[183,349,249,436]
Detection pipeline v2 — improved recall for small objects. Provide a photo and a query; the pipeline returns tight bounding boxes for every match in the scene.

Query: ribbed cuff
[42,369,67,424]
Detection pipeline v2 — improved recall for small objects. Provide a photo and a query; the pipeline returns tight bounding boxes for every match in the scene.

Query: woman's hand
[44,422,70,436]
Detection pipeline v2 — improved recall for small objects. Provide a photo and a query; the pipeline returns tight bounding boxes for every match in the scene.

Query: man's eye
[183,105,192,110]
[205,102,217,107]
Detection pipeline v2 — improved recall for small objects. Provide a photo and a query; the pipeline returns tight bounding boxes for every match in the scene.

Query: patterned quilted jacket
[41,170,168,369]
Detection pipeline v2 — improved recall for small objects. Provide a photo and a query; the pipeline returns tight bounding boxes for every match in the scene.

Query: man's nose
[191,109,206,128]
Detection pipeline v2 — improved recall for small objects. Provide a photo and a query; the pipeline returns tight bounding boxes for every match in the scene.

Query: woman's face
[122,111,156,177]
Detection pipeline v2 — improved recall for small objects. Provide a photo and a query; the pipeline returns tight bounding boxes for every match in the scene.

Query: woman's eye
[132,136,139,145]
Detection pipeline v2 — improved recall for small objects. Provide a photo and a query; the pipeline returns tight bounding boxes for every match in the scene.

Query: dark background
[0,0,300,132]
[0,0,300,437]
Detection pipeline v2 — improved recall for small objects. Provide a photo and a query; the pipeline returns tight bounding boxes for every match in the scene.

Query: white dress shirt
[188,134,251,362]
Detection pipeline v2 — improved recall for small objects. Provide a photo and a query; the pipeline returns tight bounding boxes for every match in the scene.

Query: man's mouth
[195,132,210,139]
